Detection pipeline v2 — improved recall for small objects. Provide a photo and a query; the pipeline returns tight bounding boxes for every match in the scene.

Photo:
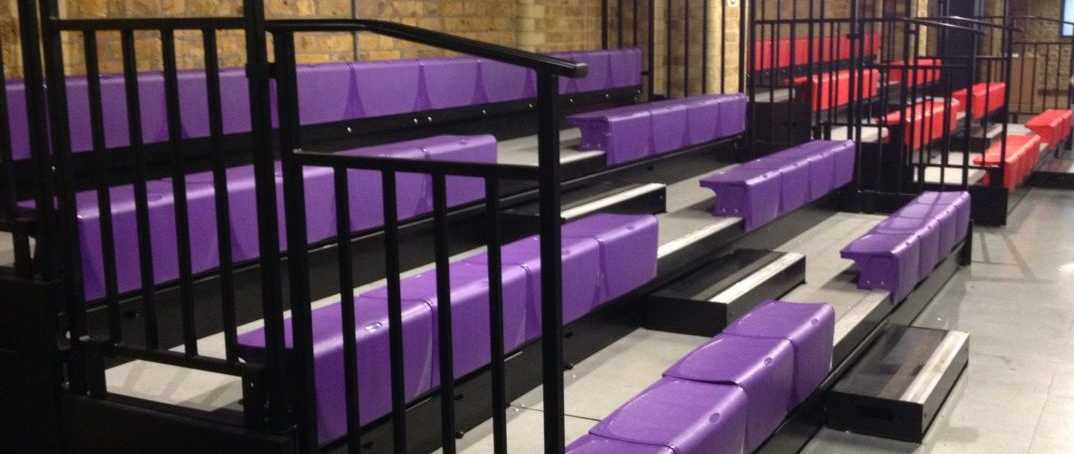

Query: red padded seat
[890,58,942,86]
[974,134,1042,190]
[880,99,961,150]
[952,82,1006,120]
[792,69,880,111]
[1026,109,1073,148]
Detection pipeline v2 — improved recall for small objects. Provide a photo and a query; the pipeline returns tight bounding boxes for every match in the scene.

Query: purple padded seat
[65,73,169,153]
[609,48,644,88]
[664,334,795,452]
[420,58,481,110]
[683,96,724,146]
[466,235,602,340]
[295,63,361,126]
[700,165,782,231]
[567,435,674,454]
[590,378,748,454]
[418,135,497,207]
[177,68,254,138]
[572,50,612,93]
[769,141,841,201]
[236,296,435,445]
[840,233,922,303]
[550,52,579,94]
[896,202,957,255]
[724,301,835,404]
[872,216,942,274]
[73,183,211,300]
[568,105,653,165]
[748,158,810,212]
[5,83,30,159]
[479,59,535,103]
[562,213,659,302]
[907,191,970,246]
[353,59,425,118]
[649,102,688,155]
[364,261,529,380]
[830,140,856,187]
[715,93,748,138]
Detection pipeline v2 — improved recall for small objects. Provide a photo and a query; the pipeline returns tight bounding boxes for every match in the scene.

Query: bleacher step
[645,249,805,336]
[502,181,666,232]
[826,325,969,443]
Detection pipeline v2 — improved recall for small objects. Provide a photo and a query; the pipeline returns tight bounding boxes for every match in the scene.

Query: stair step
[826,325,969,443]
[503,181,666,227]
[645,249,805,336]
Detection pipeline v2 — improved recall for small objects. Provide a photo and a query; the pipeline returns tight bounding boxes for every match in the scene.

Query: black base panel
[826,325,969,443]
[60,393,295,454]
[1030,170,1074,189]
[754,230,971,454]
[646,250,805,337]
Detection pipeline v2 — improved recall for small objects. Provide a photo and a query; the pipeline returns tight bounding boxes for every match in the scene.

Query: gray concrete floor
[804,187,1074,454]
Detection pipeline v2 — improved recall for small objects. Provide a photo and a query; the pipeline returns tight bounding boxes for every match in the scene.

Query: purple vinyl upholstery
[724,301,835,404]
[664,334,795,452]
[236,296,436,444]
[562,213,659,302]
[567,435,675,454]
[700,140,855,232]
[6,49,642,160]
[842,191,970,301]
[568,94,748,166]
[238,214,658,445]
[590,378,748,454]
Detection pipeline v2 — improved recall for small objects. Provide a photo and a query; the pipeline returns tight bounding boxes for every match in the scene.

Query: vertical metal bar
[83,31,122,342]
[666,0,673,96]
[161,29,199,356]
[618,0,625,47]
[333,166,362,453]
[684,0,690,95]
[120,30,160,350]
[202,29,239,363]
[634,0,640,46]
[40,0,89,393]
[603,0,609,49]
[649,0,656,97]
[15,0,57,281]
[965,36,978,188]
[381,169,409,453]
[1056,43,1063,110]
[702,0,709,93]
[720,0,726,93]
[431,174,457,454]
[243,0,290,432]
[484,176,508,454]
[272,31,319,452]
[537,71,565,454]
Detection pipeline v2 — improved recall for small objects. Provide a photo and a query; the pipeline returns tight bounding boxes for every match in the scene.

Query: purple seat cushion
[909,191,971,245]
[572,50,612,93]
[365,261,529,379]
[479,59,535,103]
[64,73,169,153]
[830,140,857,187]
[609,48,644,88]
[700,165,782,231]
[177,68,254,137]
[561,213,659,302]
[419,135,497,207]
[724,301,835,404]
[746,158,809,213]
[650,102,688,155]
[841,232,922,303]
[5,83,30,160]
[567,435,674,454]
[295,63,361,125]
[466,235,602,340]
[353,59,424,117]
[569,106,653,165]
[683,96,724,146]
[897,202,957,254]
[420,58,481,110]
[664,334,795,452]
[715,94,748,138]
[236,295,435,445]
[872,216,942,275]
[590,378,748,454]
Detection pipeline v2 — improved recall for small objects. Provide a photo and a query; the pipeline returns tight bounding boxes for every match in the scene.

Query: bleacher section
[699,140,855,230]
[792,69,880,111]
[568,94,747,165]
[237,213,659,444]
[952,82,1006,120]
[1026,109,1073,150]
[566,301,835,454]
[2,49,642,160]
[888,58,942,87]
[841,191,971,302]
[751,32,882,71]
[879,99,962,151]
[974,134,1042,190]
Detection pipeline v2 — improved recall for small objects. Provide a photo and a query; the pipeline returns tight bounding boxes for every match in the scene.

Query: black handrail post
[271,30,320,453]
[431,173,459,454]
[242,0,291,433]
[536,70,566,454]
[484,176,509,454]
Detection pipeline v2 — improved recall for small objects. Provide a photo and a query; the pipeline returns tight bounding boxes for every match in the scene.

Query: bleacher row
[567,301,835,454]
[751,31,882,71]
[977,108,1072,190]
[3,48,642,160]
[238,213,660,443]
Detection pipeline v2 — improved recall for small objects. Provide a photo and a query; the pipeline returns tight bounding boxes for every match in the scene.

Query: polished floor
[3,188,1074,453]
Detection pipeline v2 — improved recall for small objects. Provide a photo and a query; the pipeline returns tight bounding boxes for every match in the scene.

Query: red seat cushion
[952,82,1006,120]
[792,69,880,111]
[974,134,1041,190]
[881,99,960,150]
[1026,109,1073,147]
[890,58,942,86]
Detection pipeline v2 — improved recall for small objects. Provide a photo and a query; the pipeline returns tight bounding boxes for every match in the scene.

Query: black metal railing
[267,19,584,454]
[983,16,1074,123]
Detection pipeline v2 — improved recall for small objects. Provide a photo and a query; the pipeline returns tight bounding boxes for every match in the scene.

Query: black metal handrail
[265,19,587,78]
